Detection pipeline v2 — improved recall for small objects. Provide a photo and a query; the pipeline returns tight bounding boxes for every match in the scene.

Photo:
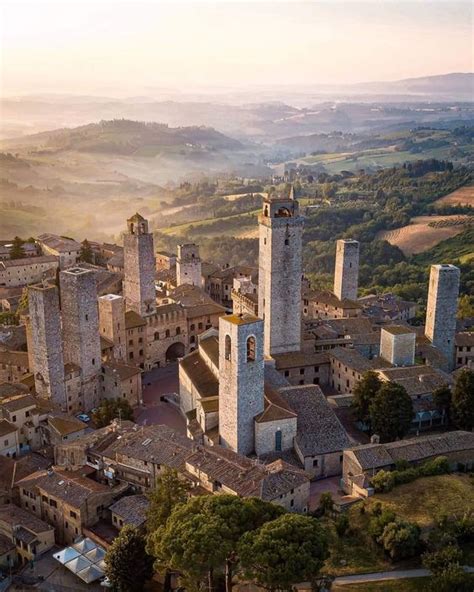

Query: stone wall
[254,416,297,457]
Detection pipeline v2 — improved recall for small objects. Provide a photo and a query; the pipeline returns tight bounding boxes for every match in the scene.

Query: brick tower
[218,313,264,455]
[123,213,156,316]
[28,283,67,409]
[334,239,359,301]
[425,264,460,371]
[176,243,202,287]
[60,267,101,410]
[258,188,304,356]
[98,294,126,361]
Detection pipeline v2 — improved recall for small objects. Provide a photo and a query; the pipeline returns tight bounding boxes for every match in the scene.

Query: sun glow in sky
[1,0,472,95]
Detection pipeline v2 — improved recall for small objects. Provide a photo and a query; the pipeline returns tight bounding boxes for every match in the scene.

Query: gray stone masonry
[123,213,156,316]
[258,193,304,356]
[219,314,264,456]
[425,264,460,371]
[28,283,67,410]
[99,294,126,361]
[60,267,101,410]
[176,243,202,287]
[334,239,359,301]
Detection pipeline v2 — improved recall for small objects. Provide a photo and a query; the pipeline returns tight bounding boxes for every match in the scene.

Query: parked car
[76,413,91,423]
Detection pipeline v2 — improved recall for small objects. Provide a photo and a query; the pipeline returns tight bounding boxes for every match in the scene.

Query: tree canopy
[105,525,153,592]
[369,382,413,442]
[452,369,474,430]
[238,513,329,591]
[92,398,134,427]
[353,371,383,427]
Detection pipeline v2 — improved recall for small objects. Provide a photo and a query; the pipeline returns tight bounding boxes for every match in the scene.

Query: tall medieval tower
[258,188,304,356]
[60,267,101,410]
[218,313,264,456]
[27,283,67,409]
[98,294,126,362]
[176,243,202,287]
[334,239,359,301]
[425,264,460,371]
[123,213,156,316]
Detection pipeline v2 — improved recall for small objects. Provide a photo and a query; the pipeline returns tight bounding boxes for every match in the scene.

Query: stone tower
[334,239,359,301]
[98,294,126,361]
[425,264,460,371]
[380,326,416,366]
[218,313,264,456]
[258,188,304,356]
[27,283,67,409]
[60,267,101,410]
[176,243,202,287]
[123,213,156,316]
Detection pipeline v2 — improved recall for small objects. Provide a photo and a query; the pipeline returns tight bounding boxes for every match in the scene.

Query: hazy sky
[1,0,472,96]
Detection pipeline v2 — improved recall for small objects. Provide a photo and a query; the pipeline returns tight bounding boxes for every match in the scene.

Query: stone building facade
[218,314,264,456]
[333,239,359,302]
[258,190,304,356]
[176,243,202,287]
[98,294,127,362]
[380,326,416,366]
[27,283,66,409]
[425,264,460,371]
[0,256,58,288]
[60,267,101,410]
[123,213,156,317]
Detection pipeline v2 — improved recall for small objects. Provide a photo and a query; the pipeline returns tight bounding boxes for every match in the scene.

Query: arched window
[154,332,159,341]
[225,335,231,361]
[264,205,269,217]
[246,336,256,362]
[275,429,282,452]
[276,207,291,218]
[165,329,170,338]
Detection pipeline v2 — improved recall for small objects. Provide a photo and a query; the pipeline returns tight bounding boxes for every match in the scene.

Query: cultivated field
[378,215,472,255]
[434,183,474,207]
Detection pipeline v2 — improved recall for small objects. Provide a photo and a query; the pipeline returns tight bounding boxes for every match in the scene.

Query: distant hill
[1,119,243,155]
[350,72,474,99]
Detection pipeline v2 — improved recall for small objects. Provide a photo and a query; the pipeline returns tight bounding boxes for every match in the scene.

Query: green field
[322,474,474,578]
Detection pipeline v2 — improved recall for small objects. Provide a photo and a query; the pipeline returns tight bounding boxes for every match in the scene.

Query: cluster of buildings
[0,187,472,576]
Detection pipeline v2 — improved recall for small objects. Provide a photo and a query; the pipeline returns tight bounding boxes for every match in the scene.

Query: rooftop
[0,255,58,269]
[279,385,351,455]
[109,494,149,527]
[349,430,474,471]
[0,503,53,534]
[125,310,147,329]
[382,325,416,336]
[179,350,219,399]
[103,362,141,381]
[186,445,308,500]
[221,313,261,326]
[330,347,375,373]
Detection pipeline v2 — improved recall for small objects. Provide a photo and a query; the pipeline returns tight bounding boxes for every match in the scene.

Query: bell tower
[123,213,156,317]
[258,187,304,356]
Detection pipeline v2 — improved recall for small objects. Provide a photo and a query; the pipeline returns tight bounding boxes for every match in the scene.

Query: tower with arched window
[218,313,264,455]
[258,187,304,356]
[123,213,156,317]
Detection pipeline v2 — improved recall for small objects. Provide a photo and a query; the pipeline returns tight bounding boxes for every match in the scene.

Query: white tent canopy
[54,537,106,583]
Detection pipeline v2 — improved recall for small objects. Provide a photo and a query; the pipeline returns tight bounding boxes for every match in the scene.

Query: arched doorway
[166,342,185,362]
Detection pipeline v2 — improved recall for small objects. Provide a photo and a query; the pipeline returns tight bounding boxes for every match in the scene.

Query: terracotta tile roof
[103,362,141,381]
[330,347,375,373]
[272,351,329,370]
[0,350,29,368]
[48,414,86,436]
[101,424,194,471]
[109,494,149,527]
[382,325,416,336]
[186,302,226,319]
[0,383,29,399]
[0,394,37,413]
[17,468,112,507]
[125,310,147,329]
[179,350,219,399]
[279,385,351,455]
[37,233,81,253]
[255,384,297,424]
[0,255,58,268]
[0,419,16,437]
[0,533,15,555]
[186,445,308,501]
[455,332,474,347]
[306,290,361,309]
[199,335,219,369]
[350,430,474,471]
[0,503,53,534]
